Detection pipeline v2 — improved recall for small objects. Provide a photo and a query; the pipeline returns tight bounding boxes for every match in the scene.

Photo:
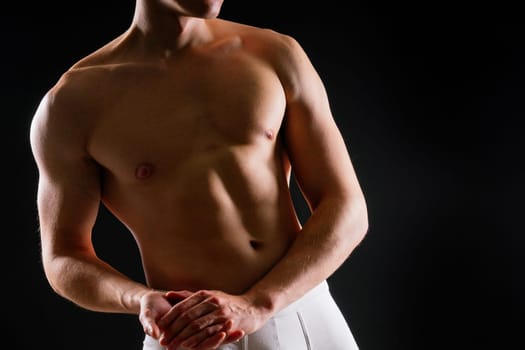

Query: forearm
[43,252,151,314]
[244,194,368,313]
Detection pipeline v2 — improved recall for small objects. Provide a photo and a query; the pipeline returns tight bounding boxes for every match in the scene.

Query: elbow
[356,195,369,239]
[42,255,65,296]
[342,192,369,248]
[354,195,369,242]
[41,253,74,299]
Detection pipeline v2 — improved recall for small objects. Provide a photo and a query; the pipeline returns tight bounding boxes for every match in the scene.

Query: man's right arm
[29,78,152,315]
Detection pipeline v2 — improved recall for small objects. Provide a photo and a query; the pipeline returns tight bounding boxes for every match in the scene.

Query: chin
[179,0,224,18]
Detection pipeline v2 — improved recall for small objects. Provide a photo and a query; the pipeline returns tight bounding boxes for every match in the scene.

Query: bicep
[281,43,362,209]
[36,159,101,256]
[284,99,359,210]
[30,92,101,258]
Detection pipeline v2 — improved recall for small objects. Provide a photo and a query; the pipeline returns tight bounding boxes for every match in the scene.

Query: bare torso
[70,20,302,294]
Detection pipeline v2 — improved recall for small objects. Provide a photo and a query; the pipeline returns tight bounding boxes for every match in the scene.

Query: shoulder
[33,67,103,129]
[29,64,110,163]
[214,19,311,98]
[35,30,131,127]
[218,19,303,57]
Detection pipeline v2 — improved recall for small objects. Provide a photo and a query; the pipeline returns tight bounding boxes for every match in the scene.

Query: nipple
[135,163,155,179]
[264,129,274,140]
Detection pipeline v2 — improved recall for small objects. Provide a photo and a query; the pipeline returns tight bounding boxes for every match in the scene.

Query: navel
[135,162,155,180]
[249,240,263,251]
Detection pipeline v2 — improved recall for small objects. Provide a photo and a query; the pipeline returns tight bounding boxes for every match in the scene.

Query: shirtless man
[29,0,368,349]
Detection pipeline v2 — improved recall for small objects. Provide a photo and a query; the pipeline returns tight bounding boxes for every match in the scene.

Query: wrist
[124,285,154,314]
[242,287,280,317]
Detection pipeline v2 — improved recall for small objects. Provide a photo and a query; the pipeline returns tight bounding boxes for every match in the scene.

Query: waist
[274,280,331,317]
[140,231,296,294]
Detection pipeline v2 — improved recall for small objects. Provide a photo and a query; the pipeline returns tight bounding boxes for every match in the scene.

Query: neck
[131,0,213,53]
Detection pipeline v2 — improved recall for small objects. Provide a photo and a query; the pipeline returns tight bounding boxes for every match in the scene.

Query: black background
[3,1,520,349]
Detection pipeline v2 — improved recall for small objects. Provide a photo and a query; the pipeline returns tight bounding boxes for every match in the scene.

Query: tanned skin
[30,0,368,349]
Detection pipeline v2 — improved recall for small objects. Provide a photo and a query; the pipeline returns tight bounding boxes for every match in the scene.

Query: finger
[170,315,232,349]
[140,307,161,339]
[179,323,230,349]
[192,331,227,350]
[158,292,208,329]
[159,292,220,345]
[159,297,222,345]
[165,290,193,304]
[144,322,161,339]
[224,329,245,344]
[170,312,229,346]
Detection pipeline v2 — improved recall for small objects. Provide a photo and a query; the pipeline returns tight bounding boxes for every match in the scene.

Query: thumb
[142,312,161,339]
[224,329,245,343]
[221,320,245,343]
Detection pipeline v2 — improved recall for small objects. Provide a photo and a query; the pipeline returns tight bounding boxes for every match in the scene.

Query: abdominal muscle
[101,145,302,295]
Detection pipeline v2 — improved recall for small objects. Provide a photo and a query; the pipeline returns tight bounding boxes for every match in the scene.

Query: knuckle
[208,296,220,305]
[189,320,203,332]
[142,308,152,317]
[180,312,193,323]
[197,290,209,298]
[216,309,228,317]
[205,325,219,335]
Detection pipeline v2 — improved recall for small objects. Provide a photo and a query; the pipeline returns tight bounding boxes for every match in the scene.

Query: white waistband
[272,280,330,317]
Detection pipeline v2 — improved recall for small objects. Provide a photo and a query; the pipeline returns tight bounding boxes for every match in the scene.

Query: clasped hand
[140,289,269,350]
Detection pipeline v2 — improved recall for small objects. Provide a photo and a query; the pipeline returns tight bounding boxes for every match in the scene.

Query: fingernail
[181,340,194,348]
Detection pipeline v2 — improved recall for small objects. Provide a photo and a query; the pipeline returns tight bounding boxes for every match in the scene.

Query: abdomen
[109,145,301,293]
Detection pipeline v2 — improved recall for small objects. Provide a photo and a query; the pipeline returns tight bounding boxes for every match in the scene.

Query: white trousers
[143,280,359,350]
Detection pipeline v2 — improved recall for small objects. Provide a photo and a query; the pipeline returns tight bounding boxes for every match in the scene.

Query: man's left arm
[241,34,369,314]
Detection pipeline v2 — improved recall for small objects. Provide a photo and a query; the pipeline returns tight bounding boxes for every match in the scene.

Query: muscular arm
[242,33,369,313]
[29,81,151,315]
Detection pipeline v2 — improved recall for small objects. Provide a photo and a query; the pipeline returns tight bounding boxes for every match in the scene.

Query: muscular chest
[88,52,286,182]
